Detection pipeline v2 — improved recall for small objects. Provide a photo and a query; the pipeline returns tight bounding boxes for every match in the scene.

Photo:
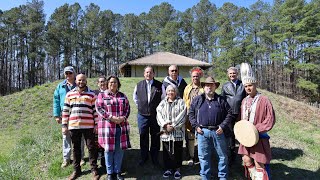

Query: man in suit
[133,66,163,166]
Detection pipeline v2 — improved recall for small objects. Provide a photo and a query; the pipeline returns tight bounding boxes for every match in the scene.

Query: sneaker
[187,159,194,166]
[116,173,124,180]
[61,159,70,168]
[163,170,172,178]
[174,171,181,179]
[80,159,86,166]
[107,174,114,180]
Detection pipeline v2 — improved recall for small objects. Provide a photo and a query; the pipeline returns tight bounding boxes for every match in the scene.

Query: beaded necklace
[244,92,260,123]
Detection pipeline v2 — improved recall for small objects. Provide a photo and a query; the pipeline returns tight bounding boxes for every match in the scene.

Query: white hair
[227,67,238,73]
[166,84,178,94]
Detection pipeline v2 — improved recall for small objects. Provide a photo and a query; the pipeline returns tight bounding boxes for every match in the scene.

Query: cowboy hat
[201,76,220,88]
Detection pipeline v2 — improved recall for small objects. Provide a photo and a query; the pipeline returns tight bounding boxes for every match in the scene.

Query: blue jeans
[197,128,228,180]
[105,127,124,174]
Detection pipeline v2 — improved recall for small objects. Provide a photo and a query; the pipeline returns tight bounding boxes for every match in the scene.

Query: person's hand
[62,127,68,135]
[216,126,224,135]
[196,127,203,135]
[166,124,174,132]
[55,117,61,124]
[111,116,124,124]
[118,116,126,123]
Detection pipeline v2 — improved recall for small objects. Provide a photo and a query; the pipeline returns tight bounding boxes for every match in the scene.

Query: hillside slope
[0,78,319,179]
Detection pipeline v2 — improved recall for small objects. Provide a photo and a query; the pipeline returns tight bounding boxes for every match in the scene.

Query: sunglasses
[170,70,178,72]
[65,72,73,75]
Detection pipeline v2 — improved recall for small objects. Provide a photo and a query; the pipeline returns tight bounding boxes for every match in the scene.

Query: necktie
[147,81,151,103]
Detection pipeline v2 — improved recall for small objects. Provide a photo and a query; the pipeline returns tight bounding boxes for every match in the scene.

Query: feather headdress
[240,63,256,84]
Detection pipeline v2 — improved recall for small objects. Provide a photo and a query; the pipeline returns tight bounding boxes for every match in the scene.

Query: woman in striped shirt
[156,84,186,179]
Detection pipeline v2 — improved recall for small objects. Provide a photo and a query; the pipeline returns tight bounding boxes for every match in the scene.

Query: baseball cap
[64,66,74,73]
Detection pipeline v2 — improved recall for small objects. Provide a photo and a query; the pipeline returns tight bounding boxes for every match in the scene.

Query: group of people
[53,67,130,180]
[53,63,275,180]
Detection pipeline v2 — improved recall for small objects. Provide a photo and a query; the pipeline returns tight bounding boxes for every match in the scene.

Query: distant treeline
[0,0,319,102]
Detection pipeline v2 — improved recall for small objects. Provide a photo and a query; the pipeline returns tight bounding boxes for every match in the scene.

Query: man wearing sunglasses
[162,65,187,99]
[53,66,85,168]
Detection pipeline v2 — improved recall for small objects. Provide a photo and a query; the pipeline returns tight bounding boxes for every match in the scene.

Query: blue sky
[1,0,273,19]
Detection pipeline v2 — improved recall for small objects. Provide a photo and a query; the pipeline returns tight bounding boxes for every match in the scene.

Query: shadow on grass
[271,147,319,179]
[95,147,319,179]
[271,163,320,180]
[272,147,303,161]
[121,148,245,179]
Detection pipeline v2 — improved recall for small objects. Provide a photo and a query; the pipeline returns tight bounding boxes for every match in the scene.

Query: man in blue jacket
[53,66,85,168]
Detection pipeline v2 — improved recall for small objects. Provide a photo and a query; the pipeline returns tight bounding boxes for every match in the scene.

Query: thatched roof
[119,52,212,70]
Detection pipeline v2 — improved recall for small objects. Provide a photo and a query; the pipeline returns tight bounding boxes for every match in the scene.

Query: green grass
[0,78,319,179]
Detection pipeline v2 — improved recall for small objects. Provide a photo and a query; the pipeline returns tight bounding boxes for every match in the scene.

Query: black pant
[137,114,160,163]
[95,133,106,167]
[162,141,183,170]
[229,113,240,152]
[70,128,98,172]
[229,119,236,151]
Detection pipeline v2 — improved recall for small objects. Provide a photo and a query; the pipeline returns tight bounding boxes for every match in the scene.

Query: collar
[168,76,178,83]
[192,83,201,89]
[62,79,76,86]
[205,93,217,101]
[145,79,154,84]
[231,79,239,84]
[100,88,107,92]
[106,89,118,96]
[165,96,180,102]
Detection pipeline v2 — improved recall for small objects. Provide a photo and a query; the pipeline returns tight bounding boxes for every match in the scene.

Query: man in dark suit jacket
[221,67,246,165]
[133,66,163,166]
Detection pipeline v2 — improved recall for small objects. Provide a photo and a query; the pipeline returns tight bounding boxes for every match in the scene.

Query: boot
[243,162,256,180]
[255,167,269,180]
[68,171,81,180]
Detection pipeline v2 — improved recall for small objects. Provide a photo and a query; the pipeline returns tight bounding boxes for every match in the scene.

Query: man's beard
[78,84,86,89]
[205,90,214,96]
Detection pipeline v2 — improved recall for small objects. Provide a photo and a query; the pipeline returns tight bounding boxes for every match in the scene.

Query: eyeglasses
[65,72,73,75]
[170,70,178,72]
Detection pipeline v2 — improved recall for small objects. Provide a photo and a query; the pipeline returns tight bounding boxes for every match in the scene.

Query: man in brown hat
[188,76,235,180]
